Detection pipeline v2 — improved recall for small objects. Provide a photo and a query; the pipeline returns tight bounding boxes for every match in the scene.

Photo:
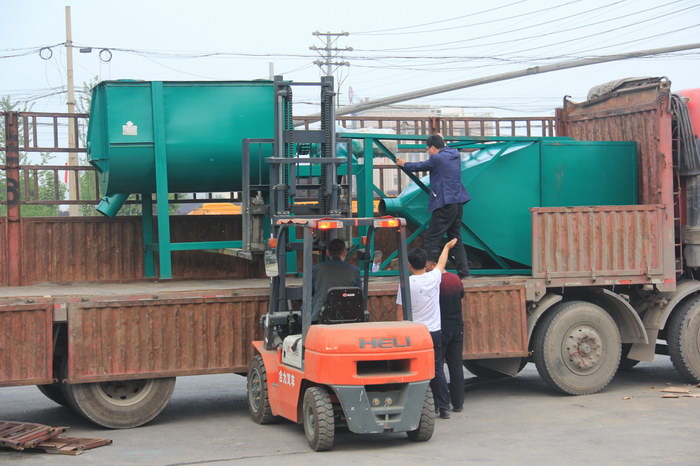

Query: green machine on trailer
[86,77,637,280]
[368,135,637,272]
[87,79,277,278]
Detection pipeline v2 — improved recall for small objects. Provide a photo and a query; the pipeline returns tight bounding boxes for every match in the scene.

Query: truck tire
[533,301,621,395]
[36,384,69,407]
[247,355,278,424]
[303,386,335,451]
[667,296,700,383]
[62,377,176,429]
[463,359,527,379]
[37,354,69,407]
[617,344,640,372]
[406,386,435,442]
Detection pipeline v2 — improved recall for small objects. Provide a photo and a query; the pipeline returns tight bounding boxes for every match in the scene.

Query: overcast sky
[2,0,699,117]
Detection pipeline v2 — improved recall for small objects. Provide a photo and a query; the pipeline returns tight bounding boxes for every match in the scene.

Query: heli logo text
[358,337,411,349]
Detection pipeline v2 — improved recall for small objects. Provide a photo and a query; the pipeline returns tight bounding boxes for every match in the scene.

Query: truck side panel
[558,82,676,290]
[67,297,267,383]
[463,285,528,359]
[57,286,528,384]
[369,285,528,359]
[0,303,53,386]
[532,205,666,286]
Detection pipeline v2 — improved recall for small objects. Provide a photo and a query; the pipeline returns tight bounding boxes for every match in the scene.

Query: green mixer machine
[87,77,637,279]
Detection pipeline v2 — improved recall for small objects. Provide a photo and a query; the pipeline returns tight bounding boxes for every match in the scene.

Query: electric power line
[354,0,688,53]
[351,0,529,35]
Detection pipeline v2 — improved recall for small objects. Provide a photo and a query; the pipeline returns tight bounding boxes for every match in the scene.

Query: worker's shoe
[453,406,463,413]
[439,409,451,419]
[458,271,471,279]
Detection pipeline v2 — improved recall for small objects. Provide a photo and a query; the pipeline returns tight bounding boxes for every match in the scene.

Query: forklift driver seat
[318,287,365,325]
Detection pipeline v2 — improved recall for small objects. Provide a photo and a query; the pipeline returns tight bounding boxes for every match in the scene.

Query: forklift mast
[265,217,414,352]
[256,77,414,352]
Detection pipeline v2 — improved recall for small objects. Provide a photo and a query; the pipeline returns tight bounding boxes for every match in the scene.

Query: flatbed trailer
[0,275,534,427]
[0,275,534,382]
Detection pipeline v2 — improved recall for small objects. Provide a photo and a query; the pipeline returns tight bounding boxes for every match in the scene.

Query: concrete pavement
[1,357,698,465]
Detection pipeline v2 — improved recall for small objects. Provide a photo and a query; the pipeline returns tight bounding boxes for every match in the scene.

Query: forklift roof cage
[267,216,414,348]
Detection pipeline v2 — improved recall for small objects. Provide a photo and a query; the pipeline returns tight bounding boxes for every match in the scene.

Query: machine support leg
[150,81,172,279]
[141,194,156,278]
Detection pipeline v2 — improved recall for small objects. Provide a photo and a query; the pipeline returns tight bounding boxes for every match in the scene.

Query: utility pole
[304,41,700,119]
[310,31,351,105]
[65,6,80,216]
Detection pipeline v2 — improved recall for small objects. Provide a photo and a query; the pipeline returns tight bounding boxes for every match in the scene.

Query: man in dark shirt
[427,256,465,413]
[396,134,471,278]
[311,238,361,321]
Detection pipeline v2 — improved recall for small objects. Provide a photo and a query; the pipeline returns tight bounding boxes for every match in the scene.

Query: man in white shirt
[397,238,457,419]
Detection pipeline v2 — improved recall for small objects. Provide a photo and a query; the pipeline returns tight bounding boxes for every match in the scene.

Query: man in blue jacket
[396,134,471,277]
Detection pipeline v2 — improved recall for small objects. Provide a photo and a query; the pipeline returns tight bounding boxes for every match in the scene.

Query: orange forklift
[247,216,436,451]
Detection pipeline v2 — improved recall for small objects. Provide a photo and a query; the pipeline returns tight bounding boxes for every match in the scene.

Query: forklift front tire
[303,386,335,451]
[247,355,278,424]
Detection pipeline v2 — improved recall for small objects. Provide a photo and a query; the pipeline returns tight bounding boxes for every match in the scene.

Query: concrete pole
[325,33,332,77]
[65,6,80,216]
[304,42,700,119]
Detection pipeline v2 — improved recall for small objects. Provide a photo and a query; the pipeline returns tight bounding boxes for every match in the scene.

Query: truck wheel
[463,359,527,378]
[303,386,335,451]
[37,354,69,407]
[406,386,435,442]
[617,344,640,372]
[36,384,69,407]
[667,296,700,383]
[247,355,278,424]
[533,301,621,395]
[62,377,176,429]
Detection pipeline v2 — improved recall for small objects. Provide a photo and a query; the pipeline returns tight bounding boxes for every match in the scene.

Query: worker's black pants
[442,323,465,410]
[425,203,469,276]
[429,330,450,412]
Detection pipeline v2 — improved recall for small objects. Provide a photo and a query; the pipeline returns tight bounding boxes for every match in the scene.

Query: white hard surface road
[1,357,698,465]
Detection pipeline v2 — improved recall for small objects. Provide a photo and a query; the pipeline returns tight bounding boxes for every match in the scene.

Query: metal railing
[2,112,558,211]
[294,115,557,137]
[0,112,245,210]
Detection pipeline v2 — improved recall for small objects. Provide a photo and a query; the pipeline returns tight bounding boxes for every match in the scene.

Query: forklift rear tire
[247,355,278,424]
[303,386,335,451]
[406,386,435,442]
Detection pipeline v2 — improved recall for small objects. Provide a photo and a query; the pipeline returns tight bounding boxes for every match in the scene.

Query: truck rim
[561,324,604,375]
[95,379,155,407]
